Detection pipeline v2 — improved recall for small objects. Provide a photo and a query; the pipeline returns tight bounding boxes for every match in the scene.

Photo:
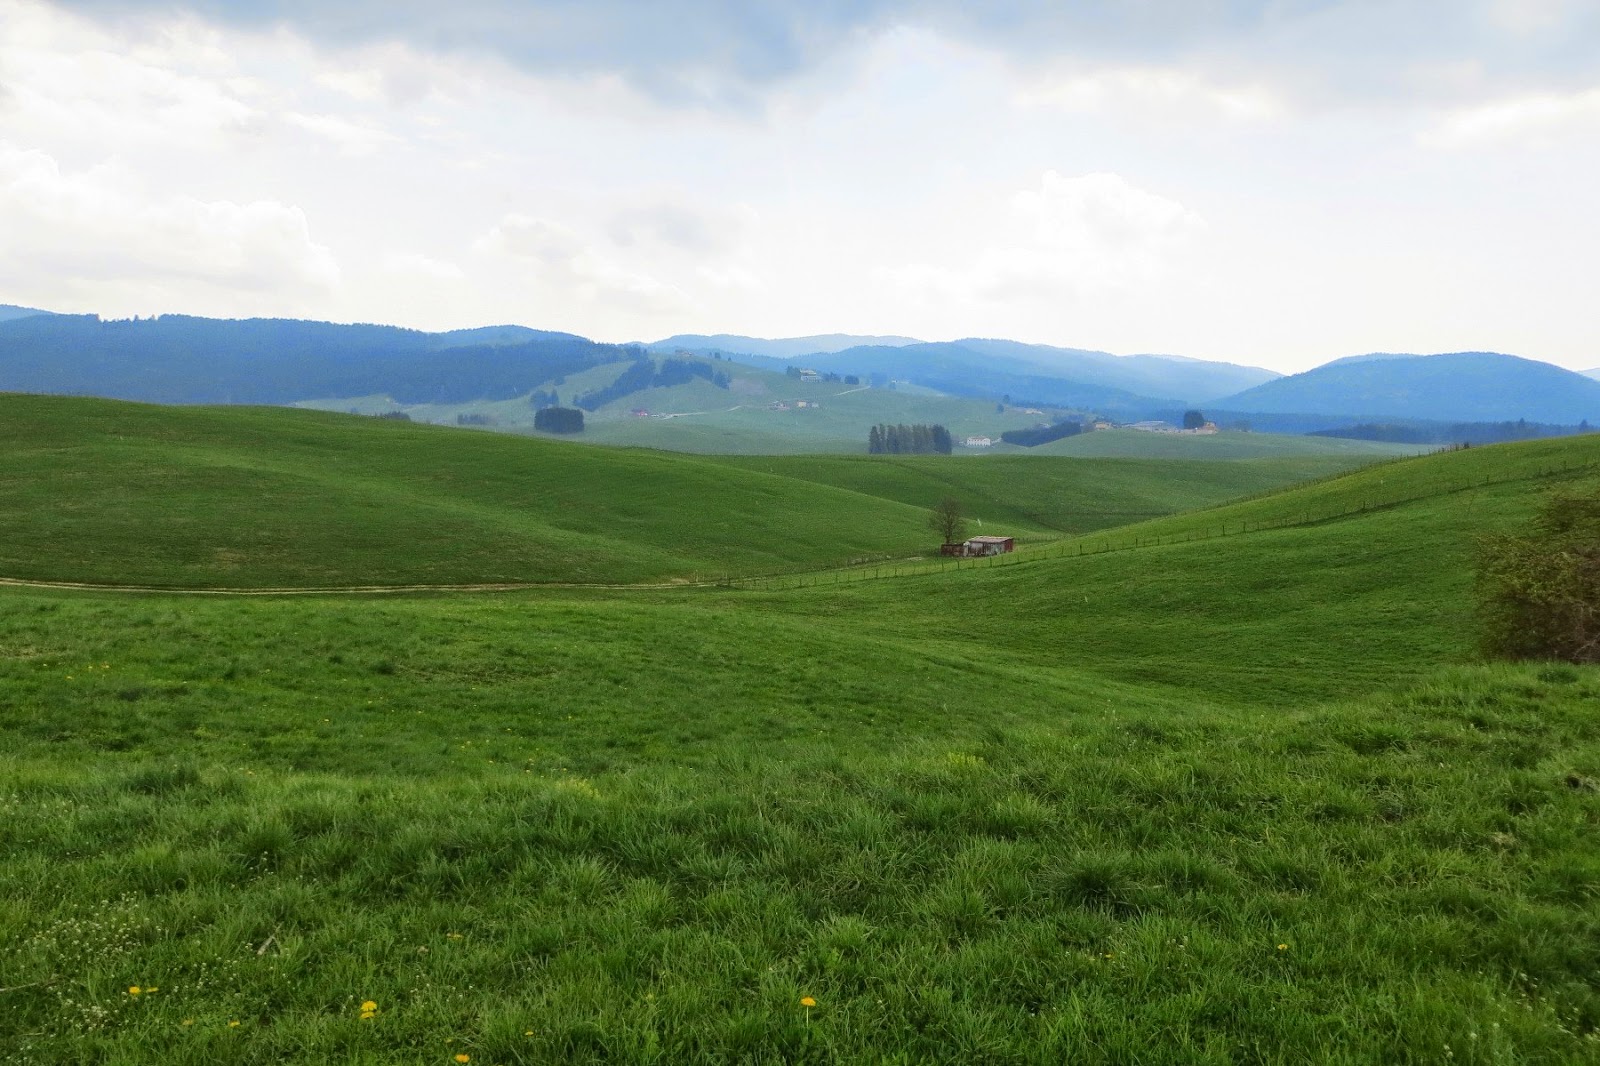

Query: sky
[1,0,1597,373]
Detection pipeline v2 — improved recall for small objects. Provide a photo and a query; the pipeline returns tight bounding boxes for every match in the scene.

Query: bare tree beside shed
[928,496,969,547]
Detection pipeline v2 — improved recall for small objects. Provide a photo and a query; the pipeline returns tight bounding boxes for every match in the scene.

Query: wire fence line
[717,459,1599,594]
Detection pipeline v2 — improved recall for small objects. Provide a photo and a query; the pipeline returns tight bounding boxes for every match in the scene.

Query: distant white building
[964,436,994,448]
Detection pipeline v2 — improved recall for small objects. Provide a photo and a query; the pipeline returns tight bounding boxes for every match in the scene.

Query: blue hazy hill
[1216,352,1600,424]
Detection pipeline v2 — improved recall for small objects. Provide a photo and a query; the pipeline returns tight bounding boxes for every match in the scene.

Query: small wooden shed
[962,535,1015,557]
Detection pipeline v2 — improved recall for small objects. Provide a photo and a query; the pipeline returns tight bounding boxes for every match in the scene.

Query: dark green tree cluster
[653,358,731,390]
[1310,419,1591,446]
[533,406,584,434]
[528,388,559,409]
[1001,421,1083,447]
[575,357,731,410]
[1476,489,1600,663]
[575,359,655,410]
[1183,409,1207,429]
[868,423,952,454]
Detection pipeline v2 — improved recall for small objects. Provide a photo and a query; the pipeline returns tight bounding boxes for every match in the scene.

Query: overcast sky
[2,0,1596,371]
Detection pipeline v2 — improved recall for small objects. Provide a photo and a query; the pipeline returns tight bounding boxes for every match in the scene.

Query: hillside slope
[0,395,938,586]
[0,395,1343,588]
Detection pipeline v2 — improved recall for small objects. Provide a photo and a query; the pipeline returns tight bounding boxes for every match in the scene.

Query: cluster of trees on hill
[868,423,952,454]
[528,388,559,409]
[574,357,730,411]
[533,407,584,434]
[1310,419,1593,446]
[653,357,731,390]
[1001,420,1084,447]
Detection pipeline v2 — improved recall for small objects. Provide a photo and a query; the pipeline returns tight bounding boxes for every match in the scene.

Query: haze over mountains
[1214,352,1600,425]
[1,308,1596,436]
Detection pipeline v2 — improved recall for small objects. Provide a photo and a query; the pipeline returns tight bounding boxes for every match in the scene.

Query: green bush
[1476,488,1600,663]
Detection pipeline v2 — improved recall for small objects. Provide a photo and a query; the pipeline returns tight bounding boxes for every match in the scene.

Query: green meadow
[2,397,1597,1064]
[0,396,1366,587]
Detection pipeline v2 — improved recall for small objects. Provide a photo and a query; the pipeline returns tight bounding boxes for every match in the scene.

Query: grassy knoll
[1033,428,1427,460]
[704,453,1389,536]
[0,394,938,587]
[0,394,1357,588]
[576,377,1041,455]
[2,431,1598,1063]
[297,361,1048,455]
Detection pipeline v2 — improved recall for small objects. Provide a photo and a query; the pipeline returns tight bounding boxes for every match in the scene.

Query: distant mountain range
[1,309,1595,432]
[0,313,633,405]
[656,335,1280,414]
[1214,352,1600,425]
[0,303,53,322]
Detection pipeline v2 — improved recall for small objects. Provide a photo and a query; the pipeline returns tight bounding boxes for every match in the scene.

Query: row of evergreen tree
[534,406,584,434]
[868,423,952,454]
[1001,420,1083,447]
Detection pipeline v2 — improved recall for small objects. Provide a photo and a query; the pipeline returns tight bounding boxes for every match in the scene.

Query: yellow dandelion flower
[455,1056,471,1064]
[229,1020,241,1027]
[800,996,816,1008]
[361,1001,378,1012]
[525,1030,534,1036]
[182,1019,194,1026]
[128,986,141,996]
[147,987,158,993]
[1278,943,1288,951]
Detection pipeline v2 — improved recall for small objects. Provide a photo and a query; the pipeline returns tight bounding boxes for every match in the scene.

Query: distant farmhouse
[964,435,994,448]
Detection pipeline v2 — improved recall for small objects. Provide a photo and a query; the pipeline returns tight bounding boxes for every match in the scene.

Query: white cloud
[1014,170,1205,257]
[1018,67,1285,122]
[382,252,466,282]
[0,144,339,303]
[282,111,403,156]
[1425,86,1600,146]
[881,171,1205,307]
[1484,0,1587,34]
[476,213,691,316]
[608,202,755,254]
[476,214,586,265]
[0,3,262,149]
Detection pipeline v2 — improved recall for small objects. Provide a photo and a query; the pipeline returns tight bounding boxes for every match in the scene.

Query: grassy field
[297,360,1050,455]
[0,394,1368,587]
[1033,428,1426,460]
[292,357,1432,461]
[2,414,1598,1064]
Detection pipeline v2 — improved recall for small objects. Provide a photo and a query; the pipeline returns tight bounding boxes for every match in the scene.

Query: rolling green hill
[2,415,1598,1063]
[1031,427,1425,460]
[0,394,1358,588]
